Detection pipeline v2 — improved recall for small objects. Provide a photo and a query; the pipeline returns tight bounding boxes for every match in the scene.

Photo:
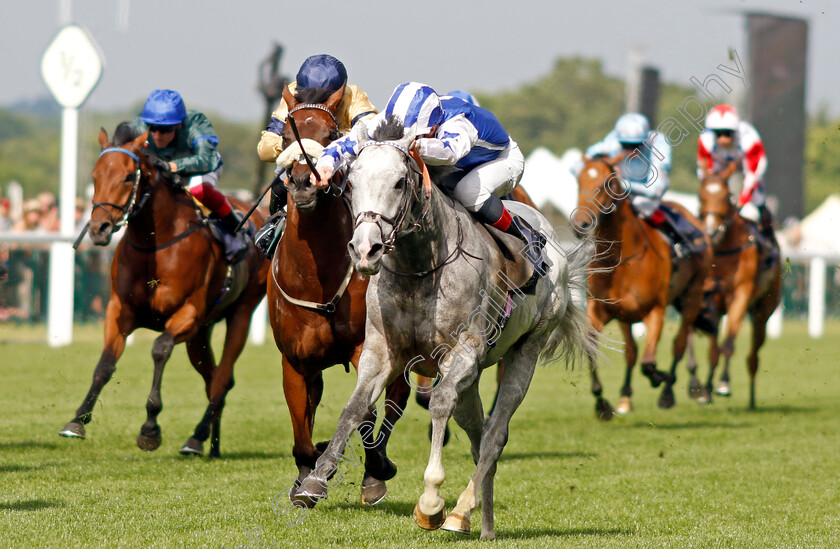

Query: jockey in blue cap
[130,89,241,236]
[312,82,545,272]
[254,54,378,257]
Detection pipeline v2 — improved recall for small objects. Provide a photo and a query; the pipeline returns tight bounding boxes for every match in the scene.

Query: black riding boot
[220,209,242,235]
[254,178,288,258]
[647,213,687,258]
[758,205,776,240]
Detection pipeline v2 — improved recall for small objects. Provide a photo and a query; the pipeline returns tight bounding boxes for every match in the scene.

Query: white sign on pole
[41,24,104,109]
[40,24,104,346]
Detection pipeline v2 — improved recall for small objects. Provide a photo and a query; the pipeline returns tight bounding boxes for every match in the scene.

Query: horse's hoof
[294,476,327,508]
[688,379,704,400]
[414,503,447,530]
[715,382,731,397]
[179,437,204,456]
[614,396,633,415]
[59,421,86,439]
[136,427,161,452]
[360,476,387,506]
[641,363,664,388]
[315,440,330,455]
[658,388,675,409]
[595,398,615,421]
[441,512,471,534]
[696,389,712,405]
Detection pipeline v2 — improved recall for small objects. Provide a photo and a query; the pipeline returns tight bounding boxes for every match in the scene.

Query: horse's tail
[538,236,601,370]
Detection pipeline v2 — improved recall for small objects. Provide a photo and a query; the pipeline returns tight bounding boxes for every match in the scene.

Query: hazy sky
[2,0,837,122]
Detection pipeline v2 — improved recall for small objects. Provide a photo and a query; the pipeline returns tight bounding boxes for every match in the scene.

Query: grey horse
[295,117,598,540]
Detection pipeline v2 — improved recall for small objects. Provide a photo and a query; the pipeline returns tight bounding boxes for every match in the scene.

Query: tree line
[1,57,837,214]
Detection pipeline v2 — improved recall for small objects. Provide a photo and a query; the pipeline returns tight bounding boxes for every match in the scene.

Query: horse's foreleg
[416,352,480,531]
[296,347,393,506]
[616,321,637,414]
[640,306,668,387]
[181,327,217,456]
[587,309,613,420]
[718,288,751,397]
[60,300,132,439]
[457,345,539,541]
[360,374,411,506]
[685,331,706,400]
[439,380,484,535]
[746,287,779,410]
[281,357,321,491]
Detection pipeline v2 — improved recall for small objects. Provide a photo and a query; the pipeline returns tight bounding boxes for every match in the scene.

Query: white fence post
[249,297,268,345]
[808,257,826,338]
[767,303,783,339]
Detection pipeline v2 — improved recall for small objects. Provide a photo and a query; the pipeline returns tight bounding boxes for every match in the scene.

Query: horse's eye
[124,174,134,183]
[394,177,406,190]
[329,130,340,142]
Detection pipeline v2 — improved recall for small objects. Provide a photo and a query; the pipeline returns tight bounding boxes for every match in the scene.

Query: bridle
[91,147,147,229]
[350,141,477,278]
[699,192,752,255]
[286,104,346,197]
[352,141,431,254]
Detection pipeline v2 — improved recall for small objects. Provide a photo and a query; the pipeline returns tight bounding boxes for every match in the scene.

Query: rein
[353,142,479,277]
[94,146,209,253]
[286,105,346,197]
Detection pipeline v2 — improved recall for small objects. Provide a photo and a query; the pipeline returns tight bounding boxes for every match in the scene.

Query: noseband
[286,104,346,196]
[352,141,430,253]
[92,147,144,229]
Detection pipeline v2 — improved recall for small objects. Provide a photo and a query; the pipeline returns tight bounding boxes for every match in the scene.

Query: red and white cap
[705,104,740,131]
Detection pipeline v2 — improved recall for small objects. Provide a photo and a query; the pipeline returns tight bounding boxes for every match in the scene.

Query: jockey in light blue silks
[311,82,545,272]
[581,113,690,253]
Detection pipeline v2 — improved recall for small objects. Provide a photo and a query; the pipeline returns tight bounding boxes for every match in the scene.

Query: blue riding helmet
[446,90,480,107]
[296,54,348,91]
[140,89,186,126]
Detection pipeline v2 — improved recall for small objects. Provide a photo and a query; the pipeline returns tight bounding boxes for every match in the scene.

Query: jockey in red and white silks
[697,104,768,224]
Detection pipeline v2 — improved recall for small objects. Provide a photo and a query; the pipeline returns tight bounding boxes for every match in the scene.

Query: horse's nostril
[369,243,383,257]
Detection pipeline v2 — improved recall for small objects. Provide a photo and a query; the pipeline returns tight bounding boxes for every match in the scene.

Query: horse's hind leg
[747,284,780,410]
[685,331,705,400]
[184,302,257,458]
[360,375,411,506]
[137,332,175,451]
[586,308,614,420]
[180,326,217,456]
[616,321,638,415]
[60,304,132,439]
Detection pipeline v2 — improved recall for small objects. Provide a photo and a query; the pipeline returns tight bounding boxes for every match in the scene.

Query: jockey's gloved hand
[151,156,172,174]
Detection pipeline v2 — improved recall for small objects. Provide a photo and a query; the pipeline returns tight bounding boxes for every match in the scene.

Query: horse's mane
[113,122,141,146]
[371,114,405,142]
[294,87,335,105]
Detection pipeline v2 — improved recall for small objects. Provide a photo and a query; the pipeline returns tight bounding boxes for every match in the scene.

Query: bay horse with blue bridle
[59,123,268,457]
[268,86,410,506]
[294,117,598,540]
[575,156,712,418]
[688,164,782,408]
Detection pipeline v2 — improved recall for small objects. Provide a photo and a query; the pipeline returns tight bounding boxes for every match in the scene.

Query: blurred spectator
[0,198,12,231]
[14,199,44,232]
[37,191,60,232]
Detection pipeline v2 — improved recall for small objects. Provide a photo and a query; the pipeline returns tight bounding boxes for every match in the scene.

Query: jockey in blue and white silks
[313,83,539,259]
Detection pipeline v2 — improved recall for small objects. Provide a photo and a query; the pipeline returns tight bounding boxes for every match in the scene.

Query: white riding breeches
[452,140,525,212]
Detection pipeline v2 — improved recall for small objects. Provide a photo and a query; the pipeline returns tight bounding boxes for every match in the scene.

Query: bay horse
[574,157,712,418]
[267,86,410,506]
[59,123,269,457]
[689,164,782,408]
[295,117,598,540]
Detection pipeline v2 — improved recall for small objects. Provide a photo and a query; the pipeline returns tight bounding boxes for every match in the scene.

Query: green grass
[1,320,839,548]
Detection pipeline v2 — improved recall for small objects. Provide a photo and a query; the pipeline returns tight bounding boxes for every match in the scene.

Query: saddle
[482,209,549,295]
[207,215,256,264]
[659,203,708,259]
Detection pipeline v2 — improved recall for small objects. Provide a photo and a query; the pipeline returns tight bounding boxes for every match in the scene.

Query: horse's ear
[283,84,297,111]
[398,125,417,149]
[130,130,148,152]
[722,161,737,180]
[325,84,345,113]
[98,128,110,150]
[355,121,369,146]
